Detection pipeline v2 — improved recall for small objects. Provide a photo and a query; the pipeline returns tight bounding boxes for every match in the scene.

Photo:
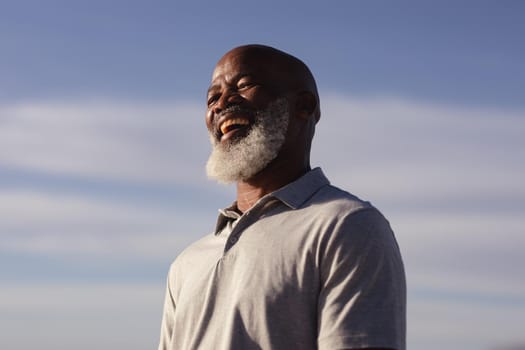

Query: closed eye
[238,82,253,89]
[207,94,220,106]
[237,78,257,90]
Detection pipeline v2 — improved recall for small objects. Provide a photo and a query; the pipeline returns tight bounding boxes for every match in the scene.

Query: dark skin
[206,45,320,213]
[207,46,394,350]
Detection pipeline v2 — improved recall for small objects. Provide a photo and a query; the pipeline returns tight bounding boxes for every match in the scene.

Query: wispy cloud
[409,297,525,350]
[0,101,211,186]
[314,95,525,201]
[0,190,207,260]
[0,283,163,350]
[1,96,524,349]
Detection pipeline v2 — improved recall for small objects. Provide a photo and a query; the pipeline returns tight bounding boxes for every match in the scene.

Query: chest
[174,217,324,318]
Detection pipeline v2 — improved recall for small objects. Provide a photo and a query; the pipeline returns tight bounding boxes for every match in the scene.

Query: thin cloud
[0,283,162,350]
[0,189,213,261]
[0,101,211,186]
[1,96,524,349]
[313,95,525,201]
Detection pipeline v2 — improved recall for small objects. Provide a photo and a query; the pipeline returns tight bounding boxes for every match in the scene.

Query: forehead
[210,49,280,86]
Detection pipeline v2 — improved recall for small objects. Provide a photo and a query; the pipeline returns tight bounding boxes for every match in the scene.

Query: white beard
[206,98,290,184]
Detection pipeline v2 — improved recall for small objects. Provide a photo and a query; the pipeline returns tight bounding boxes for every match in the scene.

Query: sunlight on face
[206,98,289,183]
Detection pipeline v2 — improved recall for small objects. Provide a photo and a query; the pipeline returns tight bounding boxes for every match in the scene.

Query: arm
[158,271,176,350]
[317,208,406,350]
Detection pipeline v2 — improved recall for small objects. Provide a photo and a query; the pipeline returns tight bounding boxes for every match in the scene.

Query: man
[159,44,406,350]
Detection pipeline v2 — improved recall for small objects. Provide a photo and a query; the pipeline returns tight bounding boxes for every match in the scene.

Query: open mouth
[218,117,251,141]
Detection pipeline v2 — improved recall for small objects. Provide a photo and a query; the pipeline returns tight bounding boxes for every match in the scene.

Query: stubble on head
[206,98,290,184]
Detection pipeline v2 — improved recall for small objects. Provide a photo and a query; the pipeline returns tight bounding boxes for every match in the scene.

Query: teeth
[220,118,249,135]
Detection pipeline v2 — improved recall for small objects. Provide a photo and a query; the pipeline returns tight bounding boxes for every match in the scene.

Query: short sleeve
[317,208,406,350]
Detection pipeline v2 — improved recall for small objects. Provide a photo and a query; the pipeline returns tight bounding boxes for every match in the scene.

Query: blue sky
[3,1,524,106]
[1,1,524,349]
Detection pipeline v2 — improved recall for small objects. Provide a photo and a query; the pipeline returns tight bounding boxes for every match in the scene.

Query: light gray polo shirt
[159,168,406,350]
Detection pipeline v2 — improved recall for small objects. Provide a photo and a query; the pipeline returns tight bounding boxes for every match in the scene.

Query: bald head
[212,44,320,122]
[206,45,320,184]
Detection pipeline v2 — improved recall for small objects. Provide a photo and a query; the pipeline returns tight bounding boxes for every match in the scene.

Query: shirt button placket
[224,209,257,251]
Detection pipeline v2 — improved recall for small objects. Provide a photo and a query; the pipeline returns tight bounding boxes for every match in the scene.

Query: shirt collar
[214,167,329,234]
[215,203,241,235]
[271,167,330,209]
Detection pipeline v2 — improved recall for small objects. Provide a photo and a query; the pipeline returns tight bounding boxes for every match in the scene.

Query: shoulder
[305,183,399,251]
[307,182,376,219]
[168,232,221,274]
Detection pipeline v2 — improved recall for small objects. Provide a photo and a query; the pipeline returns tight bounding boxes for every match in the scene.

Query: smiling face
[205,45,320,184]
[205,47,295,183]
[205,97,290,183]
[206,48,289,145]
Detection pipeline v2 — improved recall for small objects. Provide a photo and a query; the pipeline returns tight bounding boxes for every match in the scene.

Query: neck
[235,160,310,213]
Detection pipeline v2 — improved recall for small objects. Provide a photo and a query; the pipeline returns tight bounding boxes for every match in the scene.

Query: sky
[1,1,524,349]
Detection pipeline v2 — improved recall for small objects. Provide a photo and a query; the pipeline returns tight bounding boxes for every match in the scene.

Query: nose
[206,88,243,130]
[212,88,243,115]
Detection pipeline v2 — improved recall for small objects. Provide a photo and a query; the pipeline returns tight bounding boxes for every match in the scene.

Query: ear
[294,91,318,120]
